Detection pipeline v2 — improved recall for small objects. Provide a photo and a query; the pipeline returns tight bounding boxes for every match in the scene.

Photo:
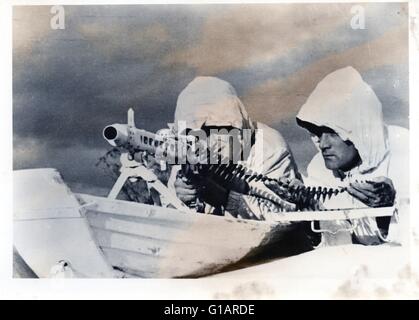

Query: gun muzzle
[103,124,129,147]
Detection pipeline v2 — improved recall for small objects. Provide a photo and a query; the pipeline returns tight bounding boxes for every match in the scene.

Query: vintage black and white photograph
[9,0,418,298]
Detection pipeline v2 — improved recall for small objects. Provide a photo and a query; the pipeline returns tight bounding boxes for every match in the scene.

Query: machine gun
[103,109,346,212]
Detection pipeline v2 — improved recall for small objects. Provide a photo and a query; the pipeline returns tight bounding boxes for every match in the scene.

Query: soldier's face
[313,127,361,171]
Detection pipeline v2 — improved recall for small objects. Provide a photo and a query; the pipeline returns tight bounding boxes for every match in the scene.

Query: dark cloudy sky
[13,3,409,196]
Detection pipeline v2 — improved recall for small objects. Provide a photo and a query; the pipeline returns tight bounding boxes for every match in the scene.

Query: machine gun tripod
[107,151,194,213]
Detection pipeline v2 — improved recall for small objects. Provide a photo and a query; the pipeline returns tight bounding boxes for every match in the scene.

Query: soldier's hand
[174,175,198,205]
[347,176,396,207]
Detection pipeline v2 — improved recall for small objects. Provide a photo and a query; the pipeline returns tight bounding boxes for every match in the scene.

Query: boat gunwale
[76,193,397,223]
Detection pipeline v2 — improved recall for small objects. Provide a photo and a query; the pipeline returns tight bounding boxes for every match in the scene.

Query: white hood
[174,76,254,132]
[296,66,388,173]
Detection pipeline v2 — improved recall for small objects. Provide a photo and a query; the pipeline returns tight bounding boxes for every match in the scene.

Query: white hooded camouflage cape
[297,66,409,246]
[168,76,299,220]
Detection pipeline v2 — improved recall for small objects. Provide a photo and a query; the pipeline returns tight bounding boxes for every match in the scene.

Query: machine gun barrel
[103,124,129,147]
[103,112,201,164]
[103,123,162,155]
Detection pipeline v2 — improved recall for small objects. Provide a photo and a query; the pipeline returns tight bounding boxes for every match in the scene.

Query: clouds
[164,4,347,74]
[13,4,409,193]
[164,3,406,75]
[241,25,408,127]
[13,6,53,58]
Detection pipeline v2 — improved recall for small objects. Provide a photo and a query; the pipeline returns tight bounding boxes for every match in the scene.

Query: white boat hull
[14,168,302,278]
[78,193,301,278]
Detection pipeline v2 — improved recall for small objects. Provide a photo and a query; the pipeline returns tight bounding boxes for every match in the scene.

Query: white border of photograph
[1,0,418,299]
